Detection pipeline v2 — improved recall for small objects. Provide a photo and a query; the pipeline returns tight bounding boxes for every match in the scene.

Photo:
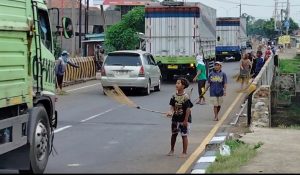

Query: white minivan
[100,50,162,95]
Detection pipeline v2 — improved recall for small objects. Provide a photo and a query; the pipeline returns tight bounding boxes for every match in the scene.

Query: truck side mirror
[62,17,74,39]
[217,36,220,41]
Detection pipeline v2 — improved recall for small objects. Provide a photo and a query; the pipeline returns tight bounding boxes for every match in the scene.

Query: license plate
[115,71,128,76]
[222,52,228,54]
[167,65,178,69]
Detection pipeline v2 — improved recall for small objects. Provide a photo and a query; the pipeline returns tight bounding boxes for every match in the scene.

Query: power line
[208,0,300,7]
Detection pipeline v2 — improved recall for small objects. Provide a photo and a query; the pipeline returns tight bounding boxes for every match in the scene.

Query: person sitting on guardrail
[253,50,264,78]
[55,50,79,95]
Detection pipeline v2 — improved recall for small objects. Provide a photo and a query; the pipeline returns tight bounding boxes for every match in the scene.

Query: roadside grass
[279,56,300,73]
[278,124,300,130]
[205,139,263,173]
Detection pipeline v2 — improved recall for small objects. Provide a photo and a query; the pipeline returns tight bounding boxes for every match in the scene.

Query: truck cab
[0,0,73,173]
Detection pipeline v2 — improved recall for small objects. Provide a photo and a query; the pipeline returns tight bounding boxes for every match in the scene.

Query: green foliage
[104,23,139,52]
[104,7,144,52]
[206,139,261,173]
[247,16,299,39]
[279,58,300,73]
[121,7,145,33]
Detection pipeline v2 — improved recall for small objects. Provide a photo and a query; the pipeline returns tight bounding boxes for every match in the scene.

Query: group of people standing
[237,45,276,90]
[165,44,278,158]
[166,54,228,157]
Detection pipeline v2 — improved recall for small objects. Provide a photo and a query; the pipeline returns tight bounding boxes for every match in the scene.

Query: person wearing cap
[55,50,79,94]
[193,54,207,104]
[205,61,227,121]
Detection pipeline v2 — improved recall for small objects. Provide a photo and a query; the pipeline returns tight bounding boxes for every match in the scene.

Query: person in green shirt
[193,54,207,105]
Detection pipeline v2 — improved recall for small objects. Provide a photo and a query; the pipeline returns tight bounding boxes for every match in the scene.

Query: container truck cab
[145,1,216,81]
[0,0,73,173]
[216,17,247,62]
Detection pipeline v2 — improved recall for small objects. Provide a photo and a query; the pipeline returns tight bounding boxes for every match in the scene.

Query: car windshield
[105,53,142,66]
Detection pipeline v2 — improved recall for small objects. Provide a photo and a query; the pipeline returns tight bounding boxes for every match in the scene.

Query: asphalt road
[38,61,241,173]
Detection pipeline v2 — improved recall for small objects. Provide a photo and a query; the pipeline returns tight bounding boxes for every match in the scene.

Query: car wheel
[144,80,151,95]
[154,79,161,92]
[102,86,107,95]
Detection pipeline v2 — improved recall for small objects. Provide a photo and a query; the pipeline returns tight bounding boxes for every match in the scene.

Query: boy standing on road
[166,77,193,158]
[193,54,207,105]
[205,61,227,121]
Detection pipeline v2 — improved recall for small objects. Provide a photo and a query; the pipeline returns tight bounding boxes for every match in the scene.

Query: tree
[104,7,145,52]
[288,18,299,34]
[121,6,145,33]
[104,23,139,52]
[242,13,255,36]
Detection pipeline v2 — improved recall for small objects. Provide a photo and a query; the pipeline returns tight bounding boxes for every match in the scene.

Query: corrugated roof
[47,0,85,8]
[103,0,151,6]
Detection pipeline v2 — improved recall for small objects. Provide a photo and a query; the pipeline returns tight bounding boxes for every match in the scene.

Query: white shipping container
[216,17,247,48]
[145,2,216,59]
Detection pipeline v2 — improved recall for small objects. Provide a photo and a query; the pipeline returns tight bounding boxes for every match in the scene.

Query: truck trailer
[145,1,216,80]
[216,17,247,62]
[0,0,73,173]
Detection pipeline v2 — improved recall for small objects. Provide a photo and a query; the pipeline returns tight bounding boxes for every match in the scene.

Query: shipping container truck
[0,0,73,173]
[145,1,216,80]
[216,17,247,62]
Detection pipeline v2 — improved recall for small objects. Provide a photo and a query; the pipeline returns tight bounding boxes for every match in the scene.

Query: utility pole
[286,0,290,35]
[239,0,242,17]
[85,0,89,34]
[79,0,82,52]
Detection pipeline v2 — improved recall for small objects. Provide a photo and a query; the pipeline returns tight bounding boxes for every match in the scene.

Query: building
[47,0,121,56]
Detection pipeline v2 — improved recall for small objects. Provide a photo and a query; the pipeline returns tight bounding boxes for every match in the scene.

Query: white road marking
[54,105,124,134]
[66,83,101,92]
[80,105,124,123]
[54,125,72,133]
[67,164,81,167]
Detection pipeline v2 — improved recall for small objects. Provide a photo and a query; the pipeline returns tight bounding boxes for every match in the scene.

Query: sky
[87,0,300,24]
[195,0,300,24]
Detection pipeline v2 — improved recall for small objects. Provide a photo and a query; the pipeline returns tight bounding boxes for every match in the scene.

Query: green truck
[0,0,73,173]
[145,1,216,81]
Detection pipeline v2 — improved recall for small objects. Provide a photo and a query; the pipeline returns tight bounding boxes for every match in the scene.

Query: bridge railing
[246,54,276,126]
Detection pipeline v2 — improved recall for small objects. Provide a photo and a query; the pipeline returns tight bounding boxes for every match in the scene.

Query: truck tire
[27,106,51,174]
[235,54,241,61]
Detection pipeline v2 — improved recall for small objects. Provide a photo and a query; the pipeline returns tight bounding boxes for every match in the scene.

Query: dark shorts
[56,74,64,87]
[171,121,190,136]
[197,80,206,97]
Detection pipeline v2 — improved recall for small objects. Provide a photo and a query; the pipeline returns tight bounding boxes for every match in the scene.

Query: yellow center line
[176,93,244,173]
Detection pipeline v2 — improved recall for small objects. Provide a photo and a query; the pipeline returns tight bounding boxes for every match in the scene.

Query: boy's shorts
[210,97,223,106]
[171,121,191,136]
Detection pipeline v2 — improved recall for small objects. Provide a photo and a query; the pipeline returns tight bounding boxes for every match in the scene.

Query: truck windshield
[38,9,52,51]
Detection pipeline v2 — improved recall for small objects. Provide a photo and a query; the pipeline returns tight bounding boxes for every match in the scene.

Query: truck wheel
[28,106,51,174]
